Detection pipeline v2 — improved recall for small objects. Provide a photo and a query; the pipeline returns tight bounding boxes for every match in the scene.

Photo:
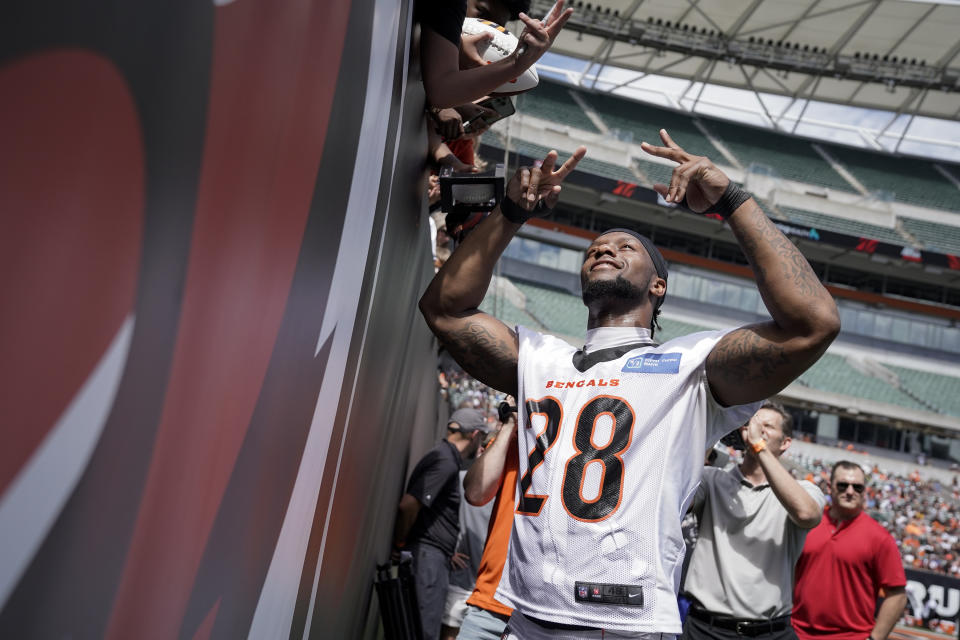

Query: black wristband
[499,196,550,225]
[709,181,752,219]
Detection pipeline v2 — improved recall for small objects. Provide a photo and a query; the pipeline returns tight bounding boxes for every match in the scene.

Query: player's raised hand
[640,129,730,212]
[506,146,586,212]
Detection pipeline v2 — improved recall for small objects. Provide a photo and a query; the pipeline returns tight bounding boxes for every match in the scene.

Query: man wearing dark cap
[391,408,492,640]
[419,131,840,638]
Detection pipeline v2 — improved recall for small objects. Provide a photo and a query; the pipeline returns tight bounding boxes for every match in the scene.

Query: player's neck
[586,303,651,330]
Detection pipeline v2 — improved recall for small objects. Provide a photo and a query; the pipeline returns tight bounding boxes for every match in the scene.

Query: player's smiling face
[581,232,651,288]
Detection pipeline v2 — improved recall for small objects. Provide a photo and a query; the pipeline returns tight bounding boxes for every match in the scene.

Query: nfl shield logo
[578,585,588,599]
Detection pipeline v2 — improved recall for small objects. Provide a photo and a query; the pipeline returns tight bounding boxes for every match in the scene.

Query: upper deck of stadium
[477,75,960,454]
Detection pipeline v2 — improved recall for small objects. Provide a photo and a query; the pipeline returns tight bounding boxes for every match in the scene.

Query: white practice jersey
[496,326,761,634]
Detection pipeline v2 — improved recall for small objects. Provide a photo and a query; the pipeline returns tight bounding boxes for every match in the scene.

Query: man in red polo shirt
[792,460,907,640]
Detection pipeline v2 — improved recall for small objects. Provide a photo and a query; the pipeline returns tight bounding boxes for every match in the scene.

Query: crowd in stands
[439,367,504,419]
[787,452,960,578]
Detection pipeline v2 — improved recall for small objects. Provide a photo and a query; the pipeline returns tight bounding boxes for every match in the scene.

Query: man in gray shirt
[681,402,825,639]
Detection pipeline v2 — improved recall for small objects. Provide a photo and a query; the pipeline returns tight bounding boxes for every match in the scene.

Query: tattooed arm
[419,148,586,395]
[641,130,840,406]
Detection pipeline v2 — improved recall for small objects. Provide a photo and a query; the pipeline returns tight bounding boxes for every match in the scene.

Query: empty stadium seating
[824,144,960,212]
[796,353,930,413]
[579,90,724,161]
[505,79,960,219]
[477,288,540,331]
[504,79,960,222]
[889,366,960,419]
[938,163,960,185]
[702,121,856,192]
[655,318,715,343]
[777,205,910,245]
[515,81,600,133]
[483,133,640,184]
[900,217,960,255]
[631,156,674,188]
[512,281,587,337]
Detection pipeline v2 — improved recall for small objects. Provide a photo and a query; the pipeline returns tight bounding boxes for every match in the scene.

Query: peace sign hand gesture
[505,146,587,213]
[640,129,730,213]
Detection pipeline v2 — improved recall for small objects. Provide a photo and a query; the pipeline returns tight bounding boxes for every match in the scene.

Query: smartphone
[462,96,516,133]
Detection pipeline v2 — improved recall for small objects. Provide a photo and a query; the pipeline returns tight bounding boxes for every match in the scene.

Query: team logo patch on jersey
[574,581,644,606]
[621,352,682,374]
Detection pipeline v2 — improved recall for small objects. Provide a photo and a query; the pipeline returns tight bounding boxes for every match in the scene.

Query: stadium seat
[702,121,855,192]
[777,205,911,245]
[899,217,960,255]
[579,90,724,161]
[824,144,960,212]
[631,156,674,188]
[483,133,641,184]
[888,366,960,419]
[515,81,600,133]
[478,286,543,331]
[511,281,588,337]
[654,318,715,343]
[796,354,929,412]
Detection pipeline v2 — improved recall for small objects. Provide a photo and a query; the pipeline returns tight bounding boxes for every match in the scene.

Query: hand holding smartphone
[462,96,516,134]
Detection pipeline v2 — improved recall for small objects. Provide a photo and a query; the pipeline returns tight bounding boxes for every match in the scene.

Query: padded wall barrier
[0,1,435,638]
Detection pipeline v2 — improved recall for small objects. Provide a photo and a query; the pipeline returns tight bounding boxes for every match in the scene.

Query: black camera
[498,401,517,424]
[720,429,747,451]
[439,163,505,217]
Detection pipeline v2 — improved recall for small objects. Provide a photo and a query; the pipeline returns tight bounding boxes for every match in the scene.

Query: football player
[419,131,839,638]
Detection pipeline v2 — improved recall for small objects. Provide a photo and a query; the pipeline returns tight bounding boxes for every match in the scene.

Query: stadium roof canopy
[534,0,960,122]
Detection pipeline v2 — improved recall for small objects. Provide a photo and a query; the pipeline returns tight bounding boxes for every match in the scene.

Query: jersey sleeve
[406,449,457,508]
[658,329,763,447]
[873,529,907,589]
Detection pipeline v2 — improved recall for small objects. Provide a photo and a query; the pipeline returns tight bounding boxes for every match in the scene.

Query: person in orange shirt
[457,400,518,639]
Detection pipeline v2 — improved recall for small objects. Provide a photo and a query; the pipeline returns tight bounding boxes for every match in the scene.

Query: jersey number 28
[516,395,634,522]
